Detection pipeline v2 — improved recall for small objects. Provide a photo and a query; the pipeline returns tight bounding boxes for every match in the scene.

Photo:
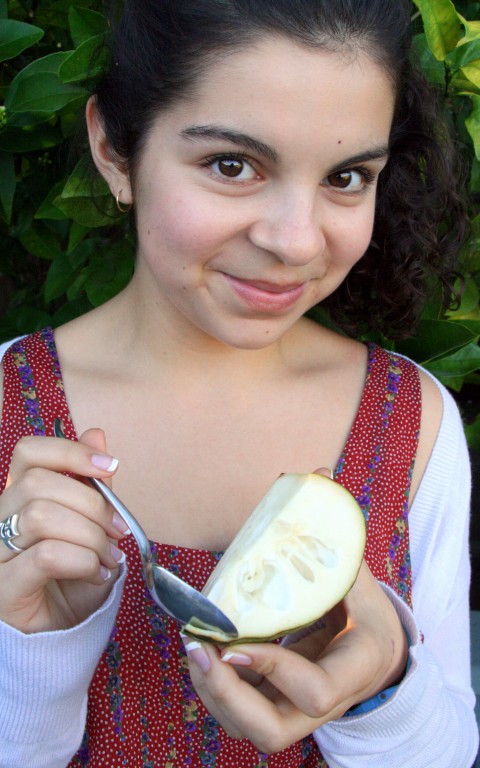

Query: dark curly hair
[95,0,466,338]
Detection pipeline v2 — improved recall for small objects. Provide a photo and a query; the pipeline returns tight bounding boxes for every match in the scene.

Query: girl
[0,1,478,766]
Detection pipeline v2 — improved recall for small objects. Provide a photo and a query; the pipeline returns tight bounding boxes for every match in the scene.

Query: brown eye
[328,171,354,188]
[206,155,258,182]
[218,158,244,177]
[324,169,368,193]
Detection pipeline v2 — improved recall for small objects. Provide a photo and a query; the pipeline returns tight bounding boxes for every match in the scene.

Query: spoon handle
[53,419,151,562]
[88,475,152,563]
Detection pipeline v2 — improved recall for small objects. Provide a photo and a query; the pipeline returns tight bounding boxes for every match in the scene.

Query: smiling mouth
[223,274,307,311]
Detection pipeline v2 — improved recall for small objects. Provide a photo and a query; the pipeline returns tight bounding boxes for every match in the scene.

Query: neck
[91,276,294,386]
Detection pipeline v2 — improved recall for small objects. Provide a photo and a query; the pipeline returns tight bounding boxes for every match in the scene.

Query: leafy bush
[0,0,479,441]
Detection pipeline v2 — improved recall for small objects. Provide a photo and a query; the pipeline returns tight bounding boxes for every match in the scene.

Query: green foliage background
[0,0,479,445]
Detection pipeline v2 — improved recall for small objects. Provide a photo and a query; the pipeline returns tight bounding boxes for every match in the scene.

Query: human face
[125,37,395,350]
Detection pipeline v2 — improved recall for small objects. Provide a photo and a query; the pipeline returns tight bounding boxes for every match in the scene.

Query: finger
[0,470,127,563]
[0,498,125,570]
[221,641,350,719]
[186,641,315,753]
[0,538,114,609]
[187,641,291,752]
[313,467,333,479]
[7,433,119,486]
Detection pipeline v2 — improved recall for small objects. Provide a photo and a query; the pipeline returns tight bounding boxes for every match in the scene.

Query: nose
[248,188,325,267]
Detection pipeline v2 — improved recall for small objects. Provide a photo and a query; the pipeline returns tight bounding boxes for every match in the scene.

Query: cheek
[139,188,237,263]
[331,205,376,267]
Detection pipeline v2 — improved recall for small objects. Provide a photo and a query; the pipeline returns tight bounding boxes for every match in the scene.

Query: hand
[185,560,408,754]
[0,430,129,634]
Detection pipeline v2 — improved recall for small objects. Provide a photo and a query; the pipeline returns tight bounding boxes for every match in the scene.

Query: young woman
[0,1,478,766]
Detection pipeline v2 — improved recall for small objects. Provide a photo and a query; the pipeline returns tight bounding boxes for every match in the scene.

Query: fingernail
[91,454,119,472]
[184,640,211,673]
[100,566,112,581]
[221,651,252,666]
[110,543,126,564]
[112,512,131,536]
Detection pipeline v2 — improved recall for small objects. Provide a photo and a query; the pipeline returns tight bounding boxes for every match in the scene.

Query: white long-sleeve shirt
[0,343,478,767]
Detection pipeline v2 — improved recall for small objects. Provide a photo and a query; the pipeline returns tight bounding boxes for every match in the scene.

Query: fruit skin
[183,474,366,645]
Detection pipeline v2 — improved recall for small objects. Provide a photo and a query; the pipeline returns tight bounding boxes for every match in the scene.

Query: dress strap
[0,328,71,491]
[335,345,421,607]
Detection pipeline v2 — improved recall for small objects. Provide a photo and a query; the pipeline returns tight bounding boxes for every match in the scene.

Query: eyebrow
[180,124,390,170]
[180,125,279,162]
[328,146,390,174]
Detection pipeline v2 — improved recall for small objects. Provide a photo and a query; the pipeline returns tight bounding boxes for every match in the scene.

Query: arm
[184,372,478,766]
[314,376,479,767]
[0,350,128,765]
[0,569,126,768]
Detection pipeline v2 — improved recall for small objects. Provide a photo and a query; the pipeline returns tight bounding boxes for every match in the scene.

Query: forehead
[147,36,396,160]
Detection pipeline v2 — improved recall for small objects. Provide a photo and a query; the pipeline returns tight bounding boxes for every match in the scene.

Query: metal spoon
[54,419,238,640]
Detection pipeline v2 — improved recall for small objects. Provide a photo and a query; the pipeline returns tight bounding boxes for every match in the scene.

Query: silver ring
[0,514,24,552]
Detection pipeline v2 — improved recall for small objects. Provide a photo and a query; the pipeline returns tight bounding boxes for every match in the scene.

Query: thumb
[313,467,333,479]
[79,427,108,453]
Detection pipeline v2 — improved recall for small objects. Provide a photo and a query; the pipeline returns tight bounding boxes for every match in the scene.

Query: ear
[86,96,133,206]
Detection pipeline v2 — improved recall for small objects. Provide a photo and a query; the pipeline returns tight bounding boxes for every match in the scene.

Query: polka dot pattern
[0,331,421,767]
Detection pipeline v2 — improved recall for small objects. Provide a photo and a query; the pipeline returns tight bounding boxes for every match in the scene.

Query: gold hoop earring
[115,190,132,214]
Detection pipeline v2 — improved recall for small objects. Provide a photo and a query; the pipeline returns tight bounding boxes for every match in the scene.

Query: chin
[212,323,292,351]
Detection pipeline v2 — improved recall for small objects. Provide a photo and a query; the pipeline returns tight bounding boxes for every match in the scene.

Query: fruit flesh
[183,473,366,644]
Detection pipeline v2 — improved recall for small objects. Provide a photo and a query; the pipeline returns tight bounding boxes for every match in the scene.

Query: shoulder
[0,335,25,427]
[284,317,368,375]
[0,336,24,361]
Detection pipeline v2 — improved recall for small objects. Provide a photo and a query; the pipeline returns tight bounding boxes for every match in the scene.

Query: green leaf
[35,0,95,31]
[465,414,480,450]
[67,221,89,252]
[471,155,480,191]
[395,318,477,362]
[44,238,96,303]
[458,17,480,45]
[446,276,480,318]
[465,94,480,158]
[0,19,44,62]
[5,51,87,117]
[35,179,70,220]
[0,125,62,152]
[0,1,7,19]
[85,241,134,306]
[66,269,88,301]
[446,37,480,68]
[6,71,86,114]
[68,6,106,47]
[413,34,446,85]
[54,154,119,227]
[424,341,480,379]
[19,221,62,261]
[450,72,480,95]
[0,306,52,339]
[462,60,480,88]
[5,51,69,106]
[453,320,480,335]
[59,34,108,84]
[412,0,463,60]
[0,152,16,225]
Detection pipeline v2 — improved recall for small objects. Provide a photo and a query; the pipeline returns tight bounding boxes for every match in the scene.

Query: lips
[223,273,306,311]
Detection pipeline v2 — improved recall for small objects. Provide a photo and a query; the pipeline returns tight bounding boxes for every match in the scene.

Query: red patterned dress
[0,328,421,768]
